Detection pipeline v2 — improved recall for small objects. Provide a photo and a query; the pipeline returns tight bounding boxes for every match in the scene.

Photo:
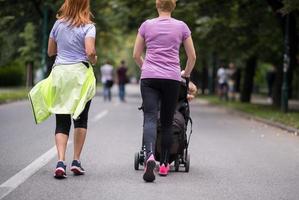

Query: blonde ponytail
[157,0,176,12]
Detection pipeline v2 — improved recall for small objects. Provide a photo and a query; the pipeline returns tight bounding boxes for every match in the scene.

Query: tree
[18,22,38,63]
[18,22,38,87]
[190,0,284,102]
[267,0,298,108]
[283,0,299,13]
[1,0,297,95]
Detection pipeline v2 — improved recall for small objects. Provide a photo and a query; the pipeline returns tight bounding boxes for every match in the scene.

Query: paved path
[0,84,299,200]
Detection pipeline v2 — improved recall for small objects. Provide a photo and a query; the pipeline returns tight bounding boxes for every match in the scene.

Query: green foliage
[194,0,283,63]
[0,0,297,92]
[0,16,18,66]
[283,0,299,13]
[0,60,25,86]
[254,63,272,93]
[18,22,38,63]
[0,88,29,104]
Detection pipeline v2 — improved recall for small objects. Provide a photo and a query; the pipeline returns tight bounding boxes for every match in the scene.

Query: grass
[0,88,29,104]
[200,95,299,130]
[0,84,103,104]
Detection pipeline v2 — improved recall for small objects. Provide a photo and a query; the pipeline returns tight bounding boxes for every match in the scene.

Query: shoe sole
[71,166,85,175]
[143,160,156,182]
[159,172,168,176]
[159,168,169,176]
[54,168,67,179]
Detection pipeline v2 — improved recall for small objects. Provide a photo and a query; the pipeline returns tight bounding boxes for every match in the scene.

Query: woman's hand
[187,81,198,102]
[181,70,190,78]
[90,55,97,65]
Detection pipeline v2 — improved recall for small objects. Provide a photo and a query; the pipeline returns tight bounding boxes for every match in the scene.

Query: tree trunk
[241,56,257,102]
[287,13,297,99]
[201,56,208,95]
[266,0,298,106]
[273,63,283,106]
[26,62,33,88]
[209,53,217,94]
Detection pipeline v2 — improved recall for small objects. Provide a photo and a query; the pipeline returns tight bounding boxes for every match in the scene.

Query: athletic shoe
[158,164,170,176]
[54,161,67,179]
[143,154,156,182]
[70,160,85,175]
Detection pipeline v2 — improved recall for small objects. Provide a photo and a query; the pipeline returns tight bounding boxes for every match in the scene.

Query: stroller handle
[180,76,190,100]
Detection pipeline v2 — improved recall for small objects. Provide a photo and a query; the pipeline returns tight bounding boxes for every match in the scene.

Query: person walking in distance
[117,60,128,102]
[100,61,114,102]
[133,0,196,182]
[29,0,97,179]
[217,63,228,101]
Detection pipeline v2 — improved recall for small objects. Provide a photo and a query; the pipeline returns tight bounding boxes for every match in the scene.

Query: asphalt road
[1,84,299,200]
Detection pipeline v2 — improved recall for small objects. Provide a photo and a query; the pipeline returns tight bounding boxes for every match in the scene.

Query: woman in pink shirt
[133,0,196,182]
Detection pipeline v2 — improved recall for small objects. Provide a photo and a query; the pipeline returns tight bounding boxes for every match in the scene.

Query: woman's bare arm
[133,33,145,68]
[48,38,57,57]
[182,36,196,77]
[85,37,97,65]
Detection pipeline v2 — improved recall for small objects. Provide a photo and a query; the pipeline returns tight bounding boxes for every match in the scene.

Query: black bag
[125,76,130,84]
[172,111,186,136]
[105,80,114,88]
[156,110,186,156]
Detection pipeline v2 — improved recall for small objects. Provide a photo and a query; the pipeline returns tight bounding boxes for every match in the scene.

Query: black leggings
[141,78,180,164]
[55,100,91,135]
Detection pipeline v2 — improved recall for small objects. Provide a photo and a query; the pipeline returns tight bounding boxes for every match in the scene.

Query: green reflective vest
[29,63,96,124]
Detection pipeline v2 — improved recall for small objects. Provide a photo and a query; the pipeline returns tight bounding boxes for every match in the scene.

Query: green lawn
[0,88,29,104]
[200,95,299,130]
[0,84,103,104]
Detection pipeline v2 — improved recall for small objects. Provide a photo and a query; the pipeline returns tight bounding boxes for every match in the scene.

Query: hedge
[0,61,25,86]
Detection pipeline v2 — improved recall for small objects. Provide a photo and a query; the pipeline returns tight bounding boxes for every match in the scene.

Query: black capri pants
[55,100,91,135]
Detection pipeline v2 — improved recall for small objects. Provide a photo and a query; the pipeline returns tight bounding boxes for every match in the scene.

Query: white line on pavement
[91,110,109,122]
[0,109,109,199]
[0,141,72,200]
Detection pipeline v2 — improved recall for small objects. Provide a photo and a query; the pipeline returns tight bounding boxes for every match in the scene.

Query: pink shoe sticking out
[159,164,170,176]
[143,154,156,182]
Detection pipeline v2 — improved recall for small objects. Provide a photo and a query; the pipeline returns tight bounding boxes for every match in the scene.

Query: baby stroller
[134,78,193,172]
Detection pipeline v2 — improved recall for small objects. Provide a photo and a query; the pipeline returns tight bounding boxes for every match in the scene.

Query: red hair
[57,0,94,27]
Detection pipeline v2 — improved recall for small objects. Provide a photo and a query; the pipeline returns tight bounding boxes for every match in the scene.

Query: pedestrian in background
[217,63,228,101]
[117,60,128,102]
[100,61,114,102]
[133,0,196,182]
[29,0,97,179]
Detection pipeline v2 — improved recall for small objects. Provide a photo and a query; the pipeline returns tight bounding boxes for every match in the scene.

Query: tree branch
[30,0,43,17]
[266,0,283,12]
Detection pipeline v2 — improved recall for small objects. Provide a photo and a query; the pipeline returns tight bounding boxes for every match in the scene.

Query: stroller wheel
[174,158,180,172]
[134,152,140,170]
[184,154,190,172]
